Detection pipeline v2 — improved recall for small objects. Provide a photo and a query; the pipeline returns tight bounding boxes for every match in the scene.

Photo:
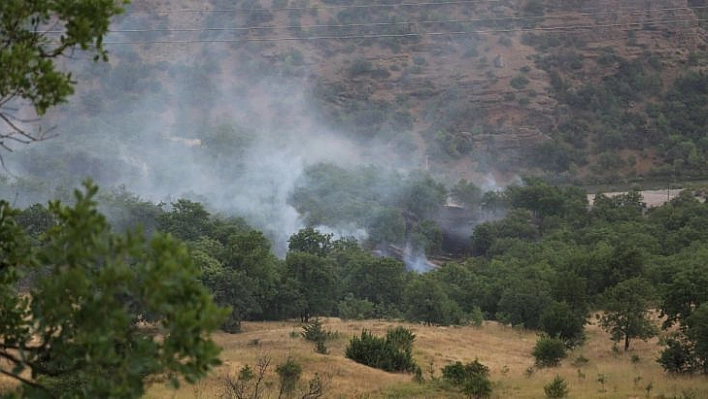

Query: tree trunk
[624,333,630,351]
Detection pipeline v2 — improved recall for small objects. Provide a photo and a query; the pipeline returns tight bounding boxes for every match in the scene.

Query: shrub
[276,357,302,397]
[510,75,530,90]
[462,373,492,399]
[571,355,589,367]
[544,375,569,398]
[348,57,373,76]
[442,359,492,399]
[470,306,484,327]
[442,359,489,386]
[301,319,334,354]
[657,338,695,373]
[532,336,567,368]
[345,328,417,372]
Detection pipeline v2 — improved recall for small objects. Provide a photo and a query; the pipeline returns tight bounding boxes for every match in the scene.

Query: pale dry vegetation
[145,318,708,399]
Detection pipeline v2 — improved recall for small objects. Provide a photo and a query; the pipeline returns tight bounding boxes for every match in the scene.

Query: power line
[126,0,706,15]
[97,17,708,45]
[48,5,703,36]
[133,0,503,14]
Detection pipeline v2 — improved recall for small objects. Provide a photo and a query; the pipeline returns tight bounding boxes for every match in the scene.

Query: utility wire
[131,0,504,13]
[96,17,707,45]
[42,5,703,36]
[127,0,707,15]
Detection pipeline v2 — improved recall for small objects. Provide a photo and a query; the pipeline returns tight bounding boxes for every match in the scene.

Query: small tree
[540,301,586,347]
[1,182,226,397]
[462,373,493,399]
[658,337,695,373]
[533,336,567,368]
[221,355,271,399]
[442,359,492,399]
[301,319,332,354]
[544,375,569,398]
[276,357,302,399]
[599,278,657,351]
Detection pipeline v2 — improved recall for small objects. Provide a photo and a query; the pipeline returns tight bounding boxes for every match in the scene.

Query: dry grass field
[143,318,708,399]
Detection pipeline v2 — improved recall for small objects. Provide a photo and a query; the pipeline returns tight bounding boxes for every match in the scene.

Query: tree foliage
[441,359,492,399]
[0,182,226,397]
[344,327,417,373]
[599,278,657,351]
[0,0,127,149]
[532,336,567,368]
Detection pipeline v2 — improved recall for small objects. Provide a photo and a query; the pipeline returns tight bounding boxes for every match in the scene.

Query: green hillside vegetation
[8,0,708,188]
[5,177,708,396]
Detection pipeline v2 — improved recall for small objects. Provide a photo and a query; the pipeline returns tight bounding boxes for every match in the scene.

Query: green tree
[399,174,447,219]
[685,304,708,373]
[450,179,482,208]
[288,227,333,257]
[285,251,337,317]
[532,336,567,368]
[0,182,226,397]
[157,199,214,242]
[0,0,127,148]
[659,245,708,329]
[540,301,586,347]
[599,278,658,351]
[497,279,552,330]
[347,257,405,310]
[404,274,464,326]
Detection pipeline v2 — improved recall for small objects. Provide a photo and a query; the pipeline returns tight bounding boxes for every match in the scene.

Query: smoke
[3,26,383,254]
[0,3,511,256]
[402,243,435,273]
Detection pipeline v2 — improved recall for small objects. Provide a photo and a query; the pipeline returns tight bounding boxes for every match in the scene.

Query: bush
[657,338,695,373]
[345,327,417,372]
[442,359,492,399]
[544,375,569,398]
[348,57,373,76]
[532,336,567,368]
[442,359,489,386]
[510,75,530,90]
[462,373,492,399]
[301,319,334,354]
[276,357,302,397]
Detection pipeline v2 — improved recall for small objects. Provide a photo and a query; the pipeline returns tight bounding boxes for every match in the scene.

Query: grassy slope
[146,318,708,399]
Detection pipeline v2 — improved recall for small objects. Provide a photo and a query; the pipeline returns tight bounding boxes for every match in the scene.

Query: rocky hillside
[30,0,708,189]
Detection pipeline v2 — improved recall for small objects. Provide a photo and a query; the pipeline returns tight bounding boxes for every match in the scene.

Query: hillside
[5,0,708,249]
[3,0,704,193]
[58,0,708,186]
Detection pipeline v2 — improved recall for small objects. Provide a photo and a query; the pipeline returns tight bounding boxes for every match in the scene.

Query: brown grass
[144,318,708,399]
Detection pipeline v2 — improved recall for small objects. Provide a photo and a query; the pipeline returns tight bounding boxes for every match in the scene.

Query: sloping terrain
[90,0,708,186]
[7,0,708,236]
[143,317,708,398]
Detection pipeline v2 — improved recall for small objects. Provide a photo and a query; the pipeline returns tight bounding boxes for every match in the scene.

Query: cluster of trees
[7,169,708,398]
[1,183,226,397]
[14,176,708,378]
[290,163,446,256]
